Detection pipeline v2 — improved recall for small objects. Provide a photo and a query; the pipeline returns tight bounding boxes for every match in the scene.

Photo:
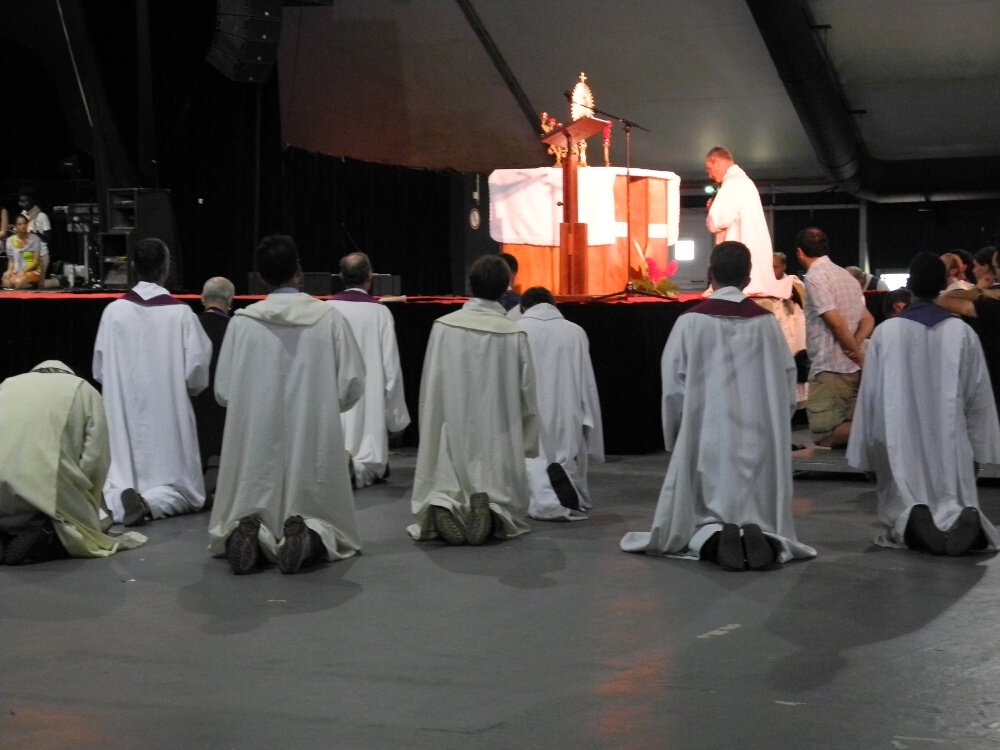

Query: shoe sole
[546,463,581,511]
[742,524,776,570]
[278,516,312,574]
[432,506,467,545]
[226,517,261,574]
[466,493,492,545]
[945,507,982,557]
[904,504,946,555]
[121,489,150,527]
[718,523,745,571]
[3,526,57,565]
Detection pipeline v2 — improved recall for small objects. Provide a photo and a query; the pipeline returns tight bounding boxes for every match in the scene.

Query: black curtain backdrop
[281,148,456,295]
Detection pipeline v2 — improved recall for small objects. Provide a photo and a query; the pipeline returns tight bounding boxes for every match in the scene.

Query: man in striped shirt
[796,227,874,448]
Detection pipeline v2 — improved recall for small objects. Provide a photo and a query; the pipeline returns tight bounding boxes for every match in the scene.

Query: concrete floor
[3,448,1000,750]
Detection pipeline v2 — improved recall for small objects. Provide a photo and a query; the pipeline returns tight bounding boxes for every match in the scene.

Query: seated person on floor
[847,251,1000,556]
[516,286,604,521]
[2,214,44,289]
[0,361,146,564]
[620,241,817,570]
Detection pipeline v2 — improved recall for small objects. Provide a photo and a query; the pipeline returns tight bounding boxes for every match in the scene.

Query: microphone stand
[573,104,666,302]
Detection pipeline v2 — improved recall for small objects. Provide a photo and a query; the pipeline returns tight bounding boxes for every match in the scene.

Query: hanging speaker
[206,0,283,83]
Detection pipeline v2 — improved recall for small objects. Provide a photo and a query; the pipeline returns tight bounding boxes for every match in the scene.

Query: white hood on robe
[236,292,333,327]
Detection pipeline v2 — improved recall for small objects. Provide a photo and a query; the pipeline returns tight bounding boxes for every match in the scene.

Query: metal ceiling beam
[746,0,1000,202]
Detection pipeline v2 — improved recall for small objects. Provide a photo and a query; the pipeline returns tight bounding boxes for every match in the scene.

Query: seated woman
[2,214,43,289]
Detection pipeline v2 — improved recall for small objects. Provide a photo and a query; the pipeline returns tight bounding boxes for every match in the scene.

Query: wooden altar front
[489,167,680,295]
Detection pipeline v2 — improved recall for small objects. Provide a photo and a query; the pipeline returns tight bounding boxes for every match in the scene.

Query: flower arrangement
[629,240,679,297]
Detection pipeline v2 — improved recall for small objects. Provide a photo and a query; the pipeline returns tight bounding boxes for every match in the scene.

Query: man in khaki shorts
[795,227,874,448]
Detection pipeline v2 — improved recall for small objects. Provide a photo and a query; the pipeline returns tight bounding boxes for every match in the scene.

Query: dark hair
[882,288,912,318]
[520,286,555,311]
[794,227,829,258]
[708,241,751,289]
[16,186,37,203]
[498,252,519,276]
[340,252,372,287]
[974,245,997,267]
[469,255,510,300]
[256,234,300,287]
[907,251,947,300]
[132,238,170,282]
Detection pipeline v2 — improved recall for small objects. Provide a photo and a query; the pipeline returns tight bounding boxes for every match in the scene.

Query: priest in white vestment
[408,255,540,545]
[847,252,1000,555]
[93,238,212,526]
[0,361,146,562]
[516,287,604,521]
[328,252,410,488]
[621,242,816,570]
[208,235,366,574]
[705,146,792,300]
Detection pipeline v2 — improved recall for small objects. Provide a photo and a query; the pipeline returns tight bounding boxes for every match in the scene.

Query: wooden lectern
[540,116,609,294]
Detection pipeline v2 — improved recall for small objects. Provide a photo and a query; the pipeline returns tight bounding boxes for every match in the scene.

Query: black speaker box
[207,0,282,83]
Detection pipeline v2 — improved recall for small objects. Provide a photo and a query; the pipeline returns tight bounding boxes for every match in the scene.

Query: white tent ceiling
[278,0,1000,190]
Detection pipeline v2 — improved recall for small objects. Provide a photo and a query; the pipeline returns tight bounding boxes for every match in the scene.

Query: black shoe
[226,515,262,574]
[546,463,580,511]
[278,515,316,574]
[903,504,945,555]
[945,507,983,557]
[741,524,776,570]
[121,488,151,527]
[432,506,466,545]
[466,493,492,546]
[3,524,65,565]
[717,523,746,571]
[347,454,357,489]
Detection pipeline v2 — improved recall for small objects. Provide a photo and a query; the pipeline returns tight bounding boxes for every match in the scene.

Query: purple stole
[899,300,954,328]
[686,298,772,318]
[330,289,380,304]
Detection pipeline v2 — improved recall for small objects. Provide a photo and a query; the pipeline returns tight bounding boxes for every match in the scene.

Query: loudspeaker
[450,173,498,294]
[206,0,282,83]
[247,272,332,296]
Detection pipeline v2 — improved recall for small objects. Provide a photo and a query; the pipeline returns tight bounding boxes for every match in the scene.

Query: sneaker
[945,507,983,557]
[546,463,580,511]
[121,488,151,527]
[741,524,776,570]
[432,506,466,545]
[903,504,945,555]
[717,523,745,571]
[278,515,313,574]
[3,524,64,565]
[466,493,492,546]
[226,515,262,575]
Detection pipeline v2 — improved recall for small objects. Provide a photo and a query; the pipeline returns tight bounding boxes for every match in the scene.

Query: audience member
[847,252,999,555]
[93,238,212,526]
[208,235,365,574]
[516,286,604,521]
[0,361,146,563]
[192,276,235,485]
[408,255,540,545]
[328,251,411,487]
[498,252,521,311]
[2,214,44,289]
[773,251,805,304]
[16,187,50,249]
[845,265,889,291]
[621,241,816,570]
[881,288,912,319]
[941,252,974,290]
[972,246,998,289]
[797,227,874,448]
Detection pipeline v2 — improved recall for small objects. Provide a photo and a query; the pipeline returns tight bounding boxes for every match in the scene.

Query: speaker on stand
[206,0,282,83]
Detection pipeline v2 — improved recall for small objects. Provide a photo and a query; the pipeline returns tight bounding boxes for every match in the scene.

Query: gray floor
[3,448,1000,750]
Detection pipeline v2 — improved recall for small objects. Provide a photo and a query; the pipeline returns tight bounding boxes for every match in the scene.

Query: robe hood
[31,360,75,375]
[237,293,334,327]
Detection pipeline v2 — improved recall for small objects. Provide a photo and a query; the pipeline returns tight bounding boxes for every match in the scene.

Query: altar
[489,166,680,295]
